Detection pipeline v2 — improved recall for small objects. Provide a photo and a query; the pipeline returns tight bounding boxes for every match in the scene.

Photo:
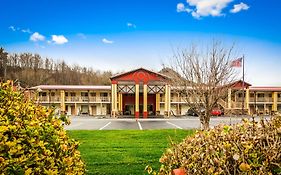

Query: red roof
[30,85,111,91]
[249,86,281,91]
[110,67,169,83]
[230,80,252,89]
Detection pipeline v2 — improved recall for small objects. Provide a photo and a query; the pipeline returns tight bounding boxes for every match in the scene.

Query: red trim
[250,87,281,91]
[230,80,251,88]
[111,80,118,84]
[111,68,168,83]
[135,111,139,119]
[143,111,148,118]
[110,67,169,80]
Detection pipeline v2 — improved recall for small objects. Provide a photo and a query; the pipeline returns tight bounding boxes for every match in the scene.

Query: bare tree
[0,47,8,81]
[0,47,113,86]
[168,42,239,130]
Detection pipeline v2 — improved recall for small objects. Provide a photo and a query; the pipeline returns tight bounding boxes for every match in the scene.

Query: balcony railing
[39,96,48,102]
[249,97,273,103]
[171,97,190,102]
[160,97,197,103]
[232,102,243,108]
[39,96,60,102]
[39,96,110,103]
[65,96,110,102]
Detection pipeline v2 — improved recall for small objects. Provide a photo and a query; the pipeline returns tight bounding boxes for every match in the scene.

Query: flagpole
[242,55,245,116]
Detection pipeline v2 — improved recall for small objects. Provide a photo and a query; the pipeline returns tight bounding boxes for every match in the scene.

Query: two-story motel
[29,68,281,118]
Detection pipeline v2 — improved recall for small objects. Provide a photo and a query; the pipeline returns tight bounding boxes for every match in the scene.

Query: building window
[51,92,55,96]
[90,92,96,97]
[65,92,68,96]
[278,94,281,98]
[268,94,272,98]
[100,93,108,97]
[257,94,264,98]
[39,92,47,96]
[250,93,254,98]
[238,93,245,98]
[81,92,88,96]
[70,92,76,96]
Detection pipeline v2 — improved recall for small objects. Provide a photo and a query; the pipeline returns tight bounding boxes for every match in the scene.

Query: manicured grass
[67,129,194,175]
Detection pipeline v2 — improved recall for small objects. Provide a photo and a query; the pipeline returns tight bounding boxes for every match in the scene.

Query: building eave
[30,85,111,91]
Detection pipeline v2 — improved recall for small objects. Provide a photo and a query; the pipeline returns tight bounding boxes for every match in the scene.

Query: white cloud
[177,3,185,12]
[21,28,32,34]
[102,38,114,44]
[51,35,68,44]
[9,26,16,31]
[230,2,249,13]
[177,0,233,19]
[177,3,192,13]
[30,32,45,42]
[127,22,136,28]
[9,26,33,34]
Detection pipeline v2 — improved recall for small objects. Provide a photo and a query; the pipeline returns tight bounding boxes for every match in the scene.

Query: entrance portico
[110,68,170,118]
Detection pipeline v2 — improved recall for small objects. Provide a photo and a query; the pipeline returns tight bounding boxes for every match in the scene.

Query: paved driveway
[64,115,271,130]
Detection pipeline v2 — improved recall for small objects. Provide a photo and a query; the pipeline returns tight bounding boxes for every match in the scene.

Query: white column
[114,84,118,114]
[164,84,168,116]
[228,88,232,109]
[111,84,116,117]
[135,84,139,118]
[168,85,171,117]
[143,84,148,118]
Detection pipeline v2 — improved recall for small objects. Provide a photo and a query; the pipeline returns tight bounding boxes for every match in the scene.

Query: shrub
[0,81,85,174]
[149,116,281,175]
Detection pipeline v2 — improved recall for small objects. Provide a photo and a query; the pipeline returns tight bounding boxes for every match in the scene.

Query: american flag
[231,58,242,67]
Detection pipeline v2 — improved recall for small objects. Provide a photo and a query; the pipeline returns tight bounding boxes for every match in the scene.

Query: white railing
[65,96,110,102]
[39,96,60,102]
[39,96,111,103]
[39,96,48,102]
[249,97,273,103]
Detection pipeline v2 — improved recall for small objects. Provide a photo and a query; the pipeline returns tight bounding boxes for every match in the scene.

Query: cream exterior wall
[181,105,190,115]
[160,104,165,115]
[35,87,281,117]
[170,104,177,115]
[37,89,111,116]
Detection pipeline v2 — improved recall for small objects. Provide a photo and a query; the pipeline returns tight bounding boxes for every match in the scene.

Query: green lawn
[67,129,194,175]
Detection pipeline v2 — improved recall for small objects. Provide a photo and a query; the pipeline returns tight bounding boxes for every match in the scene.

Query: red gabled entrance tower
[110,68,170,119]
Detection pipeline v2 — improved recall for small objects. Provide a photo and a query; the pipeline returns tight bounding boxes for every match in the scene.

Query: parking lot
[64,115,271,130]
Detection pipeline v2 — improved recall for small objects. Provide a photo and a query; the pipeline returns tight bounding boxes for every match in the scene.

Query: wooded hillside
[0,47,112,87]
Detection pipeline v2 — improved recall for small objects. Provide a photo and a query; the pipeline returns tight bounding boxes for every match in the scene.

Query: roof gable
[110,67,169,83]
[231,80,252,89]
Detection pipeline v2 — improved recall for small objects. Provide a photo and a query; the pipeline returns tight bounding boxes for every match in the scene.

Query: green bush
[0,81,85,174]
[151,116,281,175]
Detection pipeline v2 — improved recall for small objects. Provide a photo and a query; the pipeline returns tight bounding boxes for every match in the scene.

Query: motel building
[29,68,281,118]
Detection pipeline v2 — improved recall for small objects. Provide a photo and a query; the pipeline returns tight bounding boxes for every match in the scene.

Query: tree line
[0,47,112,87]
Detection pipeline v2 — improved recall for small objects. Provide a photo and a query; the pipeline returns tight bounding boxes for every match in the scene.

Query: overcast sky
[1,0,281,86]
